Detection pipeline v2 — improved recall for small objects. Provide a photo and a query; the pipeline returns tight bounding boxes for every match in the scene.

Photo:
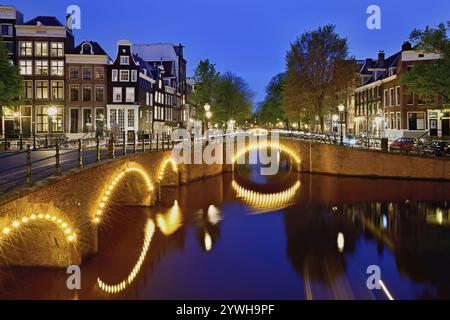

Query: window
[1,24,13,37]
[120,70,129,82]
[395,86,401,106]
[19,42,32,56]
[94,67,104,80]
[384,113,388,130]
[36,106,49,133]
[389,88,394,107]
[83,109,92,133]
[146,92,150,106]
[383,90,388,107]
[51,80,64,100]
[131,70,137,82]
[82,67,92,80]
[24,81,33,99]
[35,42,48,57]
[69,67,79,80]
[112,69,118,82]
[126,87,135,102]
[35,81,49,99]
[390,113,395,130]
[70,85,79,102]
[408,112,425,130]
[396,112,401,130]
[407,92,414,105]
[120,56,129,65]
[51,42,64,57]
[127,110,135,127]
[113,87,122,102]
[51,61,64,76]
[95,85,104,101]
[35,60,48,75]
[82,85,92,101]
[19,60,32,75]
[417,94,426,105]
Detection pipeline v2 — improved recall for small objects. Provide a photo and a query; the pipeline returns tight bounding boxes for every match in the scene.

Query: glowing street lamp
[338,103,345,145]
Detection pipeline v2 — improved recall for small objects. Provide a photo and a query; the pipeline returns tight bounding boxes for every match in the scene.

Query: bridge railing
[0,131,184,195]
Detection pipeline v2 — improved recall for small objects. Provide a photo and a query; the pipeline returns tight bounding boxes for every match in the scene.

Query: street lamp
[204,104,211,133]
[338,103,345,146]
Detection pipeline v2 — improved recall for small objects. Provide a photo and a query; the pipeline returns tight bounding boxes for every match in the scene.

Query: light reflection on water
[1,155,450,299]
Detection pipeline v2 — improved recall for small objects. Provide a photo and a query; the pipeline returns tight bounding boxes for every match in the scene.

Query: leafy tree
[191,59,220,119]
[400,22,450,102]
[258,73,286,126]
[0,39,23,122]
[213,72,254,125]
[284,24,355,132]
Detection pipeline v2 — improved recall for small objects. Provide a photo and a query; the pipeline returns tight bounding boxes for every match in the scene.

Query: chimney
[402,41,412,51]
[378,50,385,62]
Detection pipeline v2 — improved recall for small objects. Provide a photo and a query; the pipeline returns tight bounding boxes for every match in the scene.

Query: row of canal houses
[0,5,195,142]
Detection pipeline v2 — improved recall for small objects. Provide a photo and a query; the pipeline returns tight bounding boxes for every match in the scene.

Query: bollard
[123,131,127,156]
[156,134,159,151]
[4,134,8,151]
[96,135,101,163]
[55,142,61,176]
[141,131,145,153]
[33,133,36,150]
[26,144,32,185]
[133,132,137,154]
[78,139,83,169]
[19,135,23,150]
[45,134,48,148]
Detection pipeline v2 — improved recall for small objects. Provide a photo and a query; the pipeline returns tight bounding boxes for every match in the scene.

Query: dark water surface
[1,155,450,300]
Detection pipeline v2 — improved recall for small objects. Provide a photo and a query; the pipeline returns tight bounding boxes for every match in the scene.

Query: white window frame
[120,70,130,82]
[395,86,401,106]
[112,69,118,82]
[131,70,138,82]
[113,87,122,103]
[19,60,33,75]
[126,87,135,103]
[120,56,130,65]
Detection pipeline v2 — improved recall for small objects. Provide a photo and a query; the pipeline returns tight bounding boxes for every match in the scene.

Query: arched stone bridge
[1,137,449,267]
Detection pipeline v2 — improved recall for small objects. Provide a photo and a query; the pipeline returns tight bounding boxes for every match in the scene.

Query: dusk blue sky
[8,0,450,103]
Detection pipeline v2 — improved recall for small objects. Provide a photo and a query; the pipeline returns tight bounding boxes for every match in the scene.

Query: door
[442,119,450,137]
[430,119,438,137]
[20,106,32,138]
[4,120,15,138]
[70,109,79,133]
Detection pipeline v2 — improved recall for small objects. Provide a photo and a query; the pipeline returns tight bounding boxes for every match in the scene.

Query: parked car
[389,137,418,152]
[421,140,450,156]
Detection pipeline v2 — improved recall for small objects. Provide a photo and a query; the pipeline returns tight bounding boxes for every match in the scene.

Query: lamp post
[204,103,212,134]
[338,103,345,146]
[332,114,339,144]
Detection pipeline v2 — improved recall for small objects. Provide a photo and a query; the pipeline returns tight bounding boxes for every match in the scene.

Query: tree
[284,25,356,132]
[213,72,254,125]
[258,73,286,126]
[191,59,220,120]
[400,22,450,101]
[0,38,23,124]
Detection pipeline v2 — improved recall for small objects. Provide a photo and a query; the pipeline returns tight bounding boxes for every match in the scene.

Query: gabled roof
[133,54,157,80]
[71,41,108,56]
[23,16,63,27]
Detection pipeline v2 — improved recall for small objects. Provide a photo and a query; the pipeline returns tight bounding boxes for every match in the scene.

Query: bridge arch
[157,157,180,187]
[232,141,301,169]
[93,163,155,225]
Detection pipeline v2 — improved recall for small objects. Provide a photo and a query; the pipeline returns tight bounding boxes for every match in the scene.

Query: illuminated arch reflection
[157,158,178,183]
[97,219,156,294]
[156,200,182,236]
[232,180,301,212]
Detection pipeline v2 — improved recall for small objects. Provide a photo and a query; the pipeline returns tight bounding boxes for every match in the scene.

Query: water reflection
[2,165,450,299]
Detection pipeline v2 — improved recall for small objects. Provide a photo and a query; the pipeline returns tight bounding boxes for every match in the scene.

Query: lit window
[35,81,49,99]
[35,42,48,57]
[51,61,64,76]
[19,60,33,75]
[35,60,48,75]
[51,42,64,57]
[120,70,129,82]
[19,42,32,56]
[51,80,64,100]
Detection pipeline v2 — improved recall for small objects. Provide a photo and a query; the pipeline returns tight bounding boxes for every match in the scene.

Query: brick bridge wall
[0,138,449,267]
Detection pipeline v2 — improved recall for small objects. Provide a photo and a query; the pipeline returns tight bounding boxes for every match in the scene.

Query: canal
[1,152,450,300]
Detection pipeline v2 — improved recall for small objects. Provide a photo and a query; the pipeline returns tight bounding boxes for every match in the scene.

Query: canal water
[1,152,450,300]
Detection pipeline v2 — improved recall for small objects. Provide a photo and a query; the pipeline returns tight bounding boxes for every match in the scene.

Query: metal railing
[0,132,179,194]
